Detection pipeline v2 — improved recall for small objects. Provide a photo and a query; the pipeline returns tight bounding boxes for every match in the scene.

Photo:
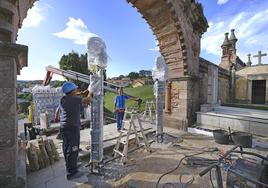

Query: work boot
[66,171,84,180]
[77,162,83,168]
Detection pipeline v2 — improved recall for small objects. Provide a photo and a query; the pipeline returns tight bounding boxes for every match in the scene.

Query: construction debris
[26,137,59,171]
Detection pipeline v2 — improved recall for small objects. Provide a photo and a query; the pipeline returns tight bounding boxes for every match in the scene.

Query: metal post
[156,80,165,143]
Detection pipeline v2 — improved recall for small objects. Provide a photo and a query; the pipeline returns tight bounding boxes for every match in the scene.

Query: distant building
[109,78,131,87]
[139,70,152,77]
[22,87,32,93]
[132,79,145,88]
[121,77,131,81]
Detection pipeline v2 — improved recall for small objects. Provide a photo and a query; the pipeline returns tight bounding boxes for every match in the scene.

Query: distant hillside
[104,85,155,113]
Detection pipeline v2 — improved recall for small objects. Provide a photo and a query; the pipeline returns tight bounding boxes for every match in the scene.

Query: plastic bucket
[231,131,252,148]
[213,129,230,144]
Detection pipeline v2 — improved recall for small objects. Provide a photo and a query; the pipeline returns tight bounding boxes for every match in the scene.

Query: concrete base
[196,106,268,137]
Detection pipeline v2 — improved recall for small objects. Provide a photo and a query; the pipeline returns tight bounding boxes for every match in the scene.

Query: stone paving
[26,122,268,188]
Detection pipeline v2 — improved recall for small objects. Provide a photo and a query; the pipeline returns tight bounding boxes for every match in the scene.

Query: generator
[200,145,268,188]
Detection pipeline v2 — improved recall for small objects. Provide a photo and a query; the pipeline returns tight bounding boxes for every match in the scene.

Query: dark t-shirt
[59,95,82,128]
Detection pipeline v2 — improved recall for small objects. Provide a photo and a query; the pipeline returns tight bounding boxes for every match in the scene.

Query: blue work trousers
[116,110,125,130]
[60,126,80,175]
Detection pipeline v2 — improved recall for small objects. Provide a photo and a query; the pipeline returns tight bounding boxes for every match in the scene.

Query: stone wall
[199,58,220,105]
[218,67,230,104]
[235,76,248,103]
[199,58,230,106]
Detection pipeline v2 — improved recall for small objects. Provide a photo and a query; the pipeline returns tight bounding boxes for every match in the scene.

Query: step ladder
[142,101,156,123]
[113,109,151,164]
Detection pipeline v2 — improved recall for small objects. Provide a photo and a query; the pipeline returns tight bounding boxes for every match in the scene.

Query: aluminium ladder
[113,108,151,164]
[142,101,156,123]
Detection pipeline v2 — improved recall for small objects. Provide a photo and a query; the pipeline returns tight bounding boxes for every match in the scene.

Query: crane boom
[43,65,132,96]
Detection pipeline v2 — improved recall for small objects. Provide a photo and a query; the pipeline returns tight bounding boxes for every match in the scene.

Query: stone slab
[250,122,268,136]
[199,114,219,127]
[233,119,250,132]
[219,117,233,129]
[197,112,268,137]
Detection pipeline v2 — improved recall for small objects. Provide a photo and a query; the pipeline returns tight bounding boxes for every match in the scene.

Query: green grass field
[104,85,155,113]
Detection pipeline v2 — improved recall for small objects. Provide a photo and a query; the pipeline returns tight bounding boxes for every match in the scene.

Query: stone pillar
[230,66,236,103]
[0,0,34,187]
[207,65,218,104]
[164,77,199,130]
[248,80,252,104]
[265,79,268,105]
[0,43,28,187]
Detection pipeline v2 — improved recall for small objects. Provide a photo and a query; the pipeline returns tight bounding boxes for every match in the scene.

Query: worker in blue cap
[58,81,92,180]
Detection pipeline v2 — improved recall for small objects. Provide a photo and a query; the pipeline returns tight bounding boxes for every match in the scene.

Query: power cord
[155,148,218,188]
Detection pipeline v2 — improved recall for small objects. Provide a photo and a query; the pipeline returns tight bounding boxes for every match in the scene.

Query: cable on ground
[155,147,218,188]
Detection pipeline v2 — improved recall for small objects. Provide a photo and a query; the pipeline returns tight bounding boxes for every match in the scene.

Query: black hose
[209,168,215,188]
[155,148,218,188]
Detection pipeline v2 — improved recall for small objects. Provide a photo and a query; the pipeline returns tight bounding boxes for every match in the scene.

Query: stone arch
[128,0,207,77]
[128,0,208,127]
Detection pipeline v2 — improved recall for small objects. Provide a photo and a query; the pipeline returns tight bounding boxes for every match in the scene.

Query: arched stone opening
[128,0,208,128]
[0,0,207,186]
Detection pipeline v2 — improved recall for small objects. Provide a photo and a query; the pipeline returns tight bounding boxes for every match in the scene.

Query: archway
[0,0,208,186]
[128,0,208,127]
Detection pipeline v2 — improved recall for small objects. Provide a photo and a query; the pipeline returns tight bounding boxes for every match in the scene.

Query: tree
[51,80,65,88]
[128,72,140,80]
[118,75,124,80]
[59,51,89,90]
[18,101,31,114]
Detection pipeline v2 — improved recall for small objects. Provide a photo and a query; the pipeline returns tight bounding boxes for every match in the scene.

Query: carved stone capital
[0,42,28,75]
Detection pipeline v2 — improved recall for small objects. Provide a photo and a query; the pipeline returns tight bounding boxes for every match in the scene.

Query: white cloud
[217,0,229,5]
[21,4,45,28]
[201,8,268,65]
[53,17,97,45]
[148,47,159,51]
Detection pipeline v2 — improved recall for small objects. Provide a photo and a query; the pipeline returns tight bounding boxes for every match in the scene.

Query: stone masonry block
[0,88,16,118]
[172,81,187,90]
[0,117,16,133]
[0,129,15,149]
[249,122,268,137]
[179,89,188,99]
[0,146,16,174]
[219,117,234,129]
[233,119,250,133]
[0,56,16,88]
[201,115,220,127]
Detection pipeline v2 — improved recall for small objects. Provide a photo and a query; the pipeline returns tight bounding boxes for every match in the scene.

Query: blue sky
[17,0,268,80]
